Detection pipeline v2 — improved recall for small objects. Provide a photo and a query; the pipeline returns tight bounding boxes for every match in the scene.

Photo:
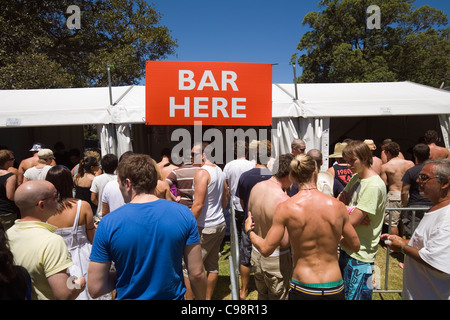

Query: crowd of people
[0,129,449,300]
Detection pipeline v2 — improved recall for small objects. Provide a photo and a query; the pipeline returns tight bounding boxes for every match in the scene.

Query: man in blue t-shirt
[88,154,206,300]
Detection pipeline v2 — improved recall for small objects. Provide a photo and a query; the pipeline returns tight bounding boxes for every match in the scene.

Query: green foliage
[294,0,449,87]
[0,0,177,89]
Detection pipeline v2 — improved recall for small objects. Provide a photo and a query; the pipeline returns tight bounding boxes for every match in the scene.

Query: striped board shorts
[289,279,345,300]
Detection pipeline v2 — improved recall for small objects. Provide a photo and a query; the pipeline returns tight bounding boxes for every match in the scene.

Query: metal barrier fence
[374,207,430,294]
[228,203,240,300]
[227,204,430,299]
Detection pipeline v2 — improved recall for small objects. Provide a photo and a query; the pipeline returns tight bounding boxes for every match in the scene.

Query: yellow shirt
[6,220,73,300]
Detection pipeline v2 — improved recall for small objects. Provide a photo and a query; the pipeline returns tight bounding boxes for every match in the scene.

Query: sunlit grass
[214,242,404,300]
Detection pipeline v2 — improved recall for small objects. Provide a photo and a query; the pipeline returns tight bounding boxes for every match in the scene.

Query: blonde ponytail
[290,154,317,184]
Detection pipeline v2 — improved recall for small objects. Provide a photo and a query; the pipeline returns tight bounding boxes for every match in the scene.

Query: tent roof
[274,81,450,118]
[0,81,448,128]
[0,86,131,127]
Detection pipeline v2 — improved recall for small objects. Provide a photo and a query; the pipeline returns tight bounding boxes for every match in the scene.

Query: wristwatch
[246,228,255,238]
[401,244,409,255]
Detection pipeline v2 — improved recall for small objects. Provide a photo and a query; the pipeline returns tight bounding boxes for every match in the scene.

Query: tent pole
[292,63,298,100]
[107,65,113,106]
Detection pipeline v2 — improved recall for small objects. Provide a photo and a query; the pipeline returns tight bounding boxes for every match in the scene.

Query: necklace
[299,186,317,191]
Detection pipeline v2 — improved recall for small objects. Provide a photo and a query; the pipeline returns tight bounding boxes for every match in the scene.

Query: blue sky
[150,0,449,84]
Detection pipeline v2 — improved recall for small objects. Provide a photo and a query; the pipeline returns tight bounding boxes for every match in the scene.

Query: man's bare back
[18,156,39,185]
[248,178,289,248]
[381,157,414,191]
[428,143,450,160]
[278,190,359,284]
[18,155,56,185]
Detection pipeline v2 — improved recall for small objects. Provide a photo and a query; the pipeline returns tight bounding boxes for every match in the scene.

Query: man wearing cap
[364,139,382,175]
[327,142,353,190]
[18,143,56,186]
[23,149,55,183]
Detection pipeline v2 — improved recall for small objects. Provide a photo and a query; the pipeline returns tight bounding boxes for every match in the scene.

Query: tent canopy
[1,81,448,166]
[1,81,449,128]
[0,86,130,127]
[272,81,450,118]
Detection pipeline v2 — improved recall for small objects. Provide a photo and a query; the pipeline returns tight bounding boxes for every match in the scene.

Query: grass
[213,242,404,300]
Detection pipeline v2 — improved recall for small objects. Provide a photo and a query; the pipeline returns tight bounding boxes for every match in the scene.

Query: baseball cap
[37,149,55,160]
[29,143,44,152]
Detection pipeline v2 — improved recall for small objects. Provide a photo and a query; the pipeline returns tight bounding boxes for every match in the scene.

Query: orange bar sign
[145,61,272,126]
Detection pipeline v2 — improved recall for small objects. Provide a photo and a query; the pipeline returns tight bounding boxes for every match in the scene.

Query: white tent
[1,81,449,165]
[270,81,450,169]
[0,86,134,161]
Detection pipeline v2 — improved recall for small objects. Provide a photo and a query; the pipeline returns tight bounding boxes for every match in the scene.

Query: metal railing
[374,207,430,294]
[228,203,240,300]
[227,204,430,299]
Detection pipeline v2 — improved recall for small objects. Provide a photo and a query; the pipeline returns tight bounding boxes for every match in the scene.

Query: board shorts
[338,250,375,300]
[289,278,345,300]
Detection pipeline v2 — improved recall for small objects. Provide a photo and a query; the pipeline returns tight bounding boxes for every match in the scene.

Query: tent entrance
[329,115,442,160]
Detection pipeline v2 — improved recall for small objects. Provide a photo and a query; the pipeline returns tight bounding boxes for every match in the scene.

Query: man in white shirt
[23,149,55,183]
[100,152,133,217]
[223,140,254,243]
[90,154,118,221]
[191,142,229,300]
[381,158,450,299]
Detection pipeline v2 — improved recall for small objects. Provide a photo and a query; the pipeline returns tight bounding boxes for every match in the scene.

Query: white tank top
[195,164,225,228]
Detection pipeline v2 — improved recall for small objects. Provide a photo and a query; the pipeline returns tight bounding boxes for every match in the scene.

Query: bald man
[7,180,85,300]
[291,139,306,156]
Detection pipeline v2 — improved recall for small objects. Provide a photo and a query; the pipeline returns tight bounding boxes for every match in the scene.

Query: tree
[293,0,449,87]
[0,0,177,89]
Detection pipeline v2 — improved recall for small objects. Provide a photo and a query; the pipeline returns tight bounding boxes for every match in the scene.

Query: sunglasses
[418,174,437,183]
[36,192,60,206]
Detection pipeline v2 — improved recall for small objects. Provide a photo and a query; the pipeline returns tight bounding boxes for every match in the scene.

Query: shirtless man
[380,141,414,236]
[424,129,450,159]
[18,143,56,186]
[247,153,293,300]
[381,138,405,163]
[245,154,360,300]
[364,139,382,175]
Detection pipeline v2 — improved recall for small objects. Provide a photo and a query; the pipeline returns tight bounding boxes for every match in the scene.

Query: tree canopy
[0,0,177,89]
[293,0,449,87]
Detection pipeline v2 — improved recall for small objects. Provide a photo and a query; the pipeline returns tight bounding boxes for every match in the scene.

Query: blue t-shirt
[90,199,200,300]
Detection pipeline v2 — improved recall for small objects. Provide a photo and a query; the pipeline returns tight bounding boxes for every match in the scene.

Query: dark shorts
[239,226,252,266]
[289,279,345,301]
